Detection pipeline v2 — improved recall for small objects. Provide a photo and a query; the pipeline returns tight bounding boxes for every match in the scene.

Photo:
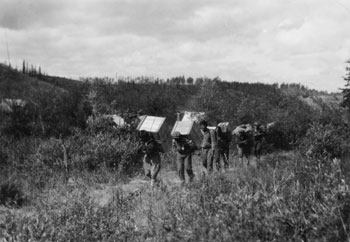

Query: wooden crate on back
[171,120,202,149]
[136,116,171,153]
[218,122,231,133]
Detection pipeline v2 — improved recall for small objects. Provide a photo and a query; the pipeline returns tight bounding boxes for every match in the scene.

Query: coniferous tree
[22,60,25,74]
[186,77,194,85]
[342,59,350,113]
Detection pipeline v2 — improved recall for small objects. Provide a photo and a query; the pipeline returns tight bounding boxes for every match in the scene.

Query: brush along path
[88,155,260,207]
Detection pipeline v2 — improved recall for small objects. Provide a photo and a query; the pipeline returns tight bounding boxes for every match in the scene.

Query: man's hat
[139,130,149,139]
[199,120,208,126]
[172,131,181,139]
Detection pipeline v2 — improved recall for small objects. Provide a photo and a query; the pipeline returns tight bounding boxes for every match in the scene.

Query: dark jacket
[237,132,250,147]
[221,132,232,149]
[254,126,265,142]
[211,127,226,150]
[142,139,162,157]
[201,128,212,149]
[173,137,195,156]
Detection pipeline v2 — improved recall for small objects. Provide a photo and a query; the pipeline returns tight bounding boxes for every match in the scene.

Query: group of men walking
[139,120,266,186]
[236,122,265,166]
[199,120,230,173]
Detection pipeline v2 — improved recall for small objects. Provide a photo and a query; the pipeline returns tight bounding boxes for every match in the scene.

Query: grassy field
[1,151,349,242]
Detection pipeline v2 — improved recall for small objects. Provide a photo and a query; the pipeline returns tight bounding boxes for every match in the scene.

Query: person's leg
[150,154,161,186]
[253,142,257,157]
[208,149,214,173]
[223,147,229,170]
[248,144,253,166]
[201,149,208,169]
[238,146,244,165]
[143,155,151,178]
[244,147,250,166]
[176,154,185,182]
[256,142,262,159]
[185,155,195,182]
[213,148,221,172]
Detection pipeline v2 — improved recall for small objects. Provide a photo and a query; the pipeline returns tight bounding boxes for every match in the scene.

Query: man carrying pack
[219,123,231,170]
[199,120,213,173]
[253,122,265,160]
[172,131,195,184]
[211,121,227,172]
[139,131,162,187]
[236,128,251,166]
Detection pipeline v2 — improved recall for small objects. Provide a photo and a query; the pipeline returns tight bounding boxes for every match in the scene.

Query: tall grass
[1,151,350,241]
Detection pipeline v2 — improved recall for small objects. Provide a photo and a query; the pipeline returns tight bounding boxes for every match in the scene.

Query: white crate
[171,120,202,148]
[137,116,170,152]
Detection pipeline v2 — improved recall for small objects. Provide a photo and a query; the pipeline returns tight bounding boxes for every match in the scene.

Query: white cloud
[0,0,350,92]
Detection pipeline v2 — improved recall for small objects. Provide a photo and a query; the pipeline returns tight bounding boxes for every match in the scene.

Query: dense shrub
[0,145,8,166]
[146,159,350,241]
[0,181,26,208]
[0,116,142,175]
[73,133,141,172]
[303,122,350,160]
[1,152,350,241]
[36,138,65,169]
[2,155,349,241]
[0,137,38,168]
[86,115,116,134]
[35,132,142,174]
[0,104,35,138]
[0,190,136,241]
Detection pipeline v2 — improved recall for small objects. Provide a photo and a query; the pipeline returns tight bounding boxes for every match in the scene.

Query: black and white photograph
[1,0,350,241]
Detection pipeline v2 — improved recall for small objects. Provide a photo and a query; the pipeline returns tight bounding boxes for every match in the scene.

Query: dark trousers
[254,141,262,159]
[176,153,194,182]
[222,147,229,169]
[201,148,213,172]
[212,148,228,171]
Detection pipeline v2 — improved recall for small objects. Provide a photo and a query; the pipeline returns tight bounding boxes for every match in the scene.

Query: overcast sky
[1,0,350,92]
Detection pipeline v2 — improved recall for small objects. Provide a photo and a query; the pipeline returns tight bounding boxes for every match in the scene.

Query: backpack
[144,139,163,155]
[156,140,165,153]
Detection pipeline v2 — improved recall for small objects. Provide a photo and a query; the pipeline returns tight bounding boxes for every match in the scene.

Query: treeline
[21,60,46,77]
[80,75,205,86]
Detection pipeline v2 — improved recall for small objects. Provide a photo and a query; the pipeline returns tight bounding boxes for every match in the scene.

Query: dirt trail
[89,155,259,207]
[0,155,260,222]
[89,169,185,207]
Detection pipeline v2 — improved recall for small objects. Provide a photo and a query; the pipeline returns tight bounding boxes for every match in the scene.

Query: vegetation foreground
[1,151,350,242]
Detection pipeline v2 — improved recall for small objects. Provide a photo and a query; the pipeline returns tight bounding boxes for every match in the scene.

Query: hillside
[0,64,67,100]
[280,83,343,111]
[0,65,89,137]
[1,63,343,119]
[298,94,342,111]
